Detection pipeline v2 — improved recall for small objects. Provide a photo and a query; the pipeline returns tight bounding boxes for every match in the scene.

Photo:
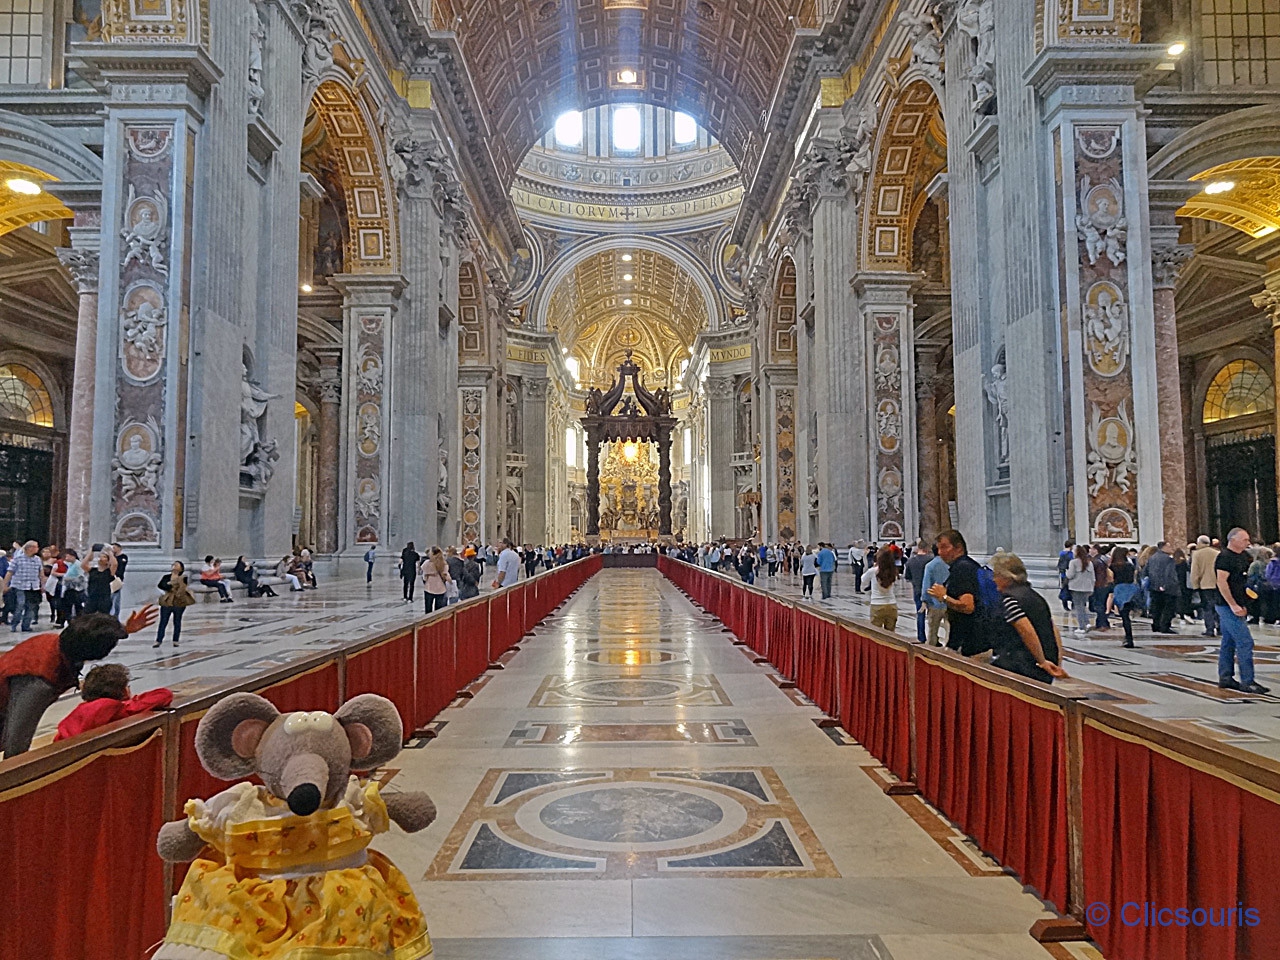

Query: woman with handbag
[422,547,452,613]
[155,561,196,647]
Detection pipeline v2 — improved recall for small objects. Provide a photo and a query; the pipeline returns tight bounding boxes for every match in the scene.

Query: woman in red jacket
[54,663,172,741]
[0,606,158,757]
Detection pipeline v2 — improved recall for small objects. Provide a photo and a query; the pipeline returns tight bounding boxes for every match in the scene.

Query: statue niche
[581,351,676,539]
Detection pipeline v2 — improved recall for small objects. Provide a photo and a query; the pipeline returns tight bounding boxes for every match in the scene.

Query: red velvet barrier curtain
[740,590,767,655]
[454,599,490,688]
[177,712,230,819]
[261,662,341,715]
[0,733,168,959]
[415,615,457,728]
[346,632,416,739]
[914,658,1069,912]
[515,582,529,635]
[794,612,838,717]
[838,628,911,782]
[1082,722,1280,960]
[766,599,796,679]
[489,590,513,659]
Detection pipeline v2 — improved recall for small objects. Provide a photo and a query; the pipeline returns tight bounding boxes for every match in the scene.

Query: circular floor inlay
[576,678,682,700]
[539,786,724,844]
[580,650,686,666]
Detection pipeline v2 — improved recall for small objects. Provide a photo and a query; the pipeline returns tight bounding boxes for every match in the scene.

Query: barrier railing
[658,556,1280,960]
[0,555,602,960]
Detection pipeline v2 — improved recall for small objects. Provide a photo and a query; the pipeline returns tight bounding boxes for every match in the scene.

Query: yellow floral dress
[157,777,431,960]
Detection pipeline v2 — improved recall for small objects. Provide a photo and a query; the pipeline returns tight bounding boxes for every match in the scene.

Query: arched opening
[0,360,64,545]
[1200,358,1278,542]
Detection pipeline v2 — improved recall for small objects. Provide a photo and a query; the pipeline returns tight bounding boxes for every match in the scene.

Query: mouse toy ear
[195,693,280,780]
[335,694,403,770]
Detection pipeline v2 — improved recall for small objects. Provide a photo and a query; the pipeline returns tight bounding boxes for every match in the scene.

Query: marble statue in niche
[901,5,944,84]
[247,0,267,119]
[243,438,280,488]
[1084,280,1130,377]
[121,186,168,275]
[112,420,162,501]
[437,417,451,516]
[120,283,167,382]
[1077,177,1127,266]
[957,0,996,111]
[240,363,280,469]
[1087,401,1137,496]
[297,0,337,89]
[983,358,1010,465]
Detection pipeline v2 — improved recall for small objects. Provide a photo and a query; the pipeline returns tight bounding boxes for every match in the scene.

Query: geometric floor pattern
[427,766,837,880]
[368,569,1067,957]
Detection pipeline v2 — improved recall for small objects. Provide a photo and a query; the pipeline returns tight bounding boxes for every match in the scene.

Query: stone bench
[191,575,288,602]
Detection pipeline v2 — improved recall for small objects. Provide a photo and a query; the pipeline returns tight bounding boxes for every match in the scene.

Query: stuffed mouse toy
[154,692,436,960]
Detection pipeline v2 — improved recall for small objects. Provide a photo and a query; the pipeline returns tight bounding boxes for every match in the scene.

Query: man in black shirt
[928,529,984,656]
[1215,528,1269,693]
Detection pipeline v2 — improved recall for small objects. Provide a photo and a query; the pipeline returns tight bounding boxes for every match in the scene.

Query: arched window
[0,363,53,427]
[1202,359,1276,424]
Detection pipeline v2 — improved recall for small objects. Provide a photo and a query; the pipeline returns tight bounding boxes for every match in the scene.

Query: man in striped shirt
[3,541,46,633]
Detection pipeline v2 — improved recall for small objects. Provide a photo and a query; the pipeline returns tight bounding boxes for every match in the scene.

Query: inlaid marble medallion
[529,674,731,707]
[506,720,756,747]
[575,648,690,667]
[427,767,837,880]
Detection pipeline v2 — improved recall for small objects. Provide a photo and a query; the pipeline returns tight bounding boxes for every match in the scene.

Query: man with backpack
[928,529,989,656]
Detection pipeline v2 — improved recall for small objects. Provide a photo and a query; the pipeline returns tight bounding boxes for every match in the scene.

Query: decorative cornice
[1023,43,1169,100]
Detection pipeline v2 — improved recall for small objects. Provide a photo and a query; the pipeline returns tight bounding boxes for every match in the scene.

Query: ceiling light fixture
[1167,41,1187,57]
[1204,180,1235,195]
[300,283,314,293]
[623,298,633,305]
[623,273,633,281]
[621,254,633,262]
[562,347,569,355]
[6,178,41,196]
[618,69,638,85]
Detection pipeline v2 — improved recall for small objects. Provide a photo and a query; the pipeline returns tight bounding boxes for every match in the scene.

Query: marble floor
[367,569,1091,959]
[750,565,1280,762]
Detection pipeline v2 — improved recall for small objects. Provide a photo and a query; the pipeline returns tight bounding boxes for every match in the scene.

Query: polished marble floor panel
[354,570,1066,954]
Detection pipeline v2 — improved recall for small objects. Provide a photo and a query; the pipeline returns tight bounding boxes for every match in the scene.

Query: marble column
[389,130,447,546]
[329,274,406,556]
[55,230,100,552]
[459,367,494,546]
[1150,232,1194,546]
[1252,277,1280,531]
[313,346,342,555]
[706,375,737,538]
[806,144,867,545]
[522,377,549,544]
[915,347,943,544]
[854,272,918,546]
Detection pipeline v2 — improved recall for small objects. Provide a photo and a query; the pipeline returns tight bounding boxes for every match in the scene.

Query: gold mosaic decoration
[0,162,72,237]
[863,81,947,271]
[1179,158,1280,239]
[309,81,398,273]
[546,249,707,387]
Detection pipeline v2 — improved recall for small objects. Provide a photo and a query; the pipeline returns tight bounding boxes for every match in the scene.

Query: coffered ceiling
[450,0,812,187]
[546,247,709,386]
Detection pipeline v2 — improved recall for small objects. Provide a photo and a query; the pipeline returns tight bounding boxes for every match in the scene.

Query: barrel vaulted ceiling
[449,0,815,188]
[546,248,708,386]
